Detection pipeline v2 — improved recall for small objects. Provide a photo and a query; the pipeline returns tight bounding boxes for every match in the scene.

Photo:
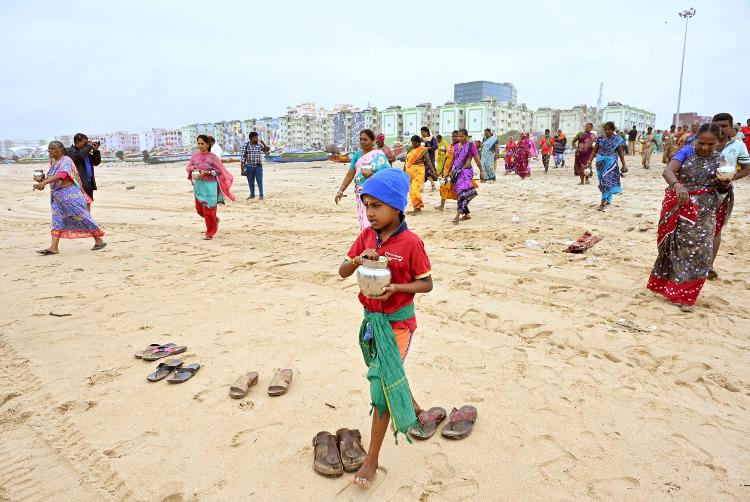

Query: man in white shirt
[208,136,223,159]
[709,112,750,280]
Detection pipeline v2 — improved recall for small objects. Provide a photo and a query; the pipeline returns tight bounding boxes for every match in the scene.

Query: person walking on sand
[435,130,459,211]
[33,141,106,255]
[436,134,449,177]
[553,129,567,168]
[335,129,392,230]
[707,113,750,280]
[647,123,739,312]
[420,127,438,190]
[187,135,236,240]
[514,133,533,179]
[663,125,678,163]
[653,129,664,153]
[404,135,436,214]
[640,126,655,169]
[451,128,483,224]
[572,123,596,184]
[207,136,223,160]
[66,133,101,212]
[539,129,554,173]
[338,168,436,487]
[683,122,700,146]
[480,128,498,181]
[240,131,269,200]
[588,121,628,211]
[628,126,638,156]
[376,133,396,164]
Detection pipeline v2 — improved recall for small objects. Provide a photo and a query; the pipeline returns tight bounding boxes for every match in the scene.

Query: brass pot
[33,170,45,182]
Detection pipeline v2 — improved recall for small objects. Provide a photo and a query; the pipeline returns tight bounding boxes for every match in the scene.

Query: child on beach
[338,168,434,486]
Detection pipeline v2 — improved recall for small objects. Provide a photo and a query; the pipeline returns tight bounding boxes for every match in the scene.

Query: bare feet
[578,181,585,185]
[434,205,444,211]
[460,214,471,221]
[452,216,460,225]
[707,269,718,280]
[353,458,378,486]
[598,205,607,212]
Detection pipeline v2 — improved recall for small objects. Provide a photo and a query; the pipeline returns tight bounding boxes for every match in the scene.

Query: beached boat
[144,153,192,165]
[17,157,49,164]
[268,149,329,163]
[329,153,351,163]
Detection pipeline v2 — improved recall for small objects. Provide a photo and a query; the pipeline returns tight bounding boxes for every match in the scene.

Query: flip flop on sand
[312,431,343,477]
[36,249,59,255]
[91,242,107,251]
[134,342,175,359]
[167,363,200,384]
[408,407,447,440]
[268,369,293,396]
[336,428,367,472]
[147,359,183,382]
[441,405,478,440]
[229,371,259,399]
[142,345,187,362]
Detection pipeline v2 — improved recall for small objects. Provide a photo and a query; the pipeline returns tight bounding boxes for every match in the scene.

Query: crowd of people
[30,111,748,487]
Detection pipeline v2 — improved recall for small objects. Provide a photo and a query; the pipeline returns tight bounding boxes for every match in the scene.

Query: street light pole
[675,8,696,126]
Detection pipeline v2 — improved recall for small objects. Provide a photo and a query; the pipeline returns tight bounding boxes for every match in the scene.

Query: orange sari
[405,146,427,209]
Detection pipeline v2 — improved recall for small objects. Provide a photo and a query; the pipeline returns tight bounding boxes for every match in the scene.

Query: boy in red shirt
[539,128,554,173]
[338,168,434,486]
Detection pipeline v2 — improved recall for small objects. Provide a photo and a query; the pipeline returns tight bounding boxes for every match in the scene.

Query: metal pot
[716,165,735,181]
[357,256,391,298]
[33,169,45,182]
[584,167,593,178]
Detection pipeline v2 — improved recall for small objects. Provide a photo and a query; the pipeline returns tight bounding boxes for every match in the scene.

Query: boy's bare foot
[460,214,471,221]
[452,216,460,224]
[353,458,378,487]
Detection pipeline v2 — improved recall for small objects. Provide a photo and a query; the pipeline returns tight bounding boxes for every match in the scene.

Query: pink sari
[186,151,236,202]
[353,149,390,230]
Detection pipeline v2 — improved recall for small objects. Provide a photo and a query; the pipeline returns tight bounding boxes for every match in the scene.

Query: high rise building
[454,81,517,105]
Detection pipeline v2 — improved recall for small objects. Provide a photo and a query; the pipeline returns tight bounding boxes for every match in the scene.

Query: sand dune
[0,156,748,501]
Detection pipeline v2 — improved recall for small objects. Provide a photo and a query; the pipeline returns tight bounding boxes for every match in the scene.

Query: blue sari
[595,134,625,203]
[480,135,498,180]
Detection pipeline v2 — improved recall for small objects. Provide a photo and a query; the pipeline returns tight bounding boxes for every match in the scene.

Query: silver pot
[33,169,45,182]
[357,256,391,298]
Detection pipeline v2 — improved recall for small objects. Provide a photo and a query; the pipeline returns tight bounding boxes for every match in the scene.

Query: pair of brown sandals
[229,369,293,399]
[408,405,478,440]
[313,429,367,477]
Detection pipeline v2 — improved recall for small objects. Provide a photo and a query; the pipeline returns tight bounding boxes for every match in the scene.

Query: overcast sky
[1,0,748,140]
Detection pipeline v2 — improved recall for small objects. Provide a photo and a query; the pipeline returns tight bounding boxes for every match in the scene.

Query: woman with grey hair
[33,141,106,255]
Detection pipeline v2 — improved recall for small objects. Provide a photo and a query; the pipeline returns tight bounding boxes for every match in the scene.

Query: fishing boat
[144,153,192,165]
[17,157,49,164]
[329,153,351,163]
[267,148,329,163]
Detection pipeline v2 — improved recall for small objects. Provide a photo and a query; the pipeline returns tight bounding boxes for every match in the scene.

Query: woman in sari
[33,141,106,255]
[187,134,236,240]
[572,122,596,185]
[404,135,436,213]
[335,129,392,229]
[480,128,498,182]
[514,134,533,179]
[588,122,628,211]
[451,128,483,224]
[375,133,396,164]
[647,124,735,312]
[436,130,459,211]
[504,137,516,175]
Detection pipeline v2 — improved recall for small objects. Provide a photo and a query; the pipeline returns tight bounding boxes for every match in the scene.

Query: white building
[558,105,602,136]
[181,125,197,148]
[402,103,439,138]
[437,99,532,139]
[533,109,560,132]
[601,102,656,131]
[380,106,404,145]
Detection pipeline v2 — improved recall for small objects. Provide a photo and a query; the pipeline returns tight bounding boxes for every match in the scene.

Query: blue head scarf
[360,168,410,213]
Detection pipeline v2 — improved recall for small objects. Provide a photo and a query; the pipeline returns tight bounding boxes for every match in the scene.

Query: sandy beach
[0,156,748,502]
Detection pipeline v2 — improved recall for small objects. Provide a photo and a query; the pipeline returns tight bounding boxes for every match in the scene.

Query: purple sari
[48,156,104,238]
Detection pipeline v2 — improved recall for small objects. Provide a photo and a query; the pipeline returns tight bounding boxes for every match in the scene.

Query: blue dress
[595,134,625,203]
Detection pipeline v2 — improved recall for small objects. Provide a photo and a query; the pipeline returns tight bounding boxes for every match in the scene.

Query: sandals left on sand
[134,342,175,359]
[268,369,293,396]
[147,359,183,382]
[229,371,259,399]
[408,407,447,440]
[336,428,367,472]
[167,363,201,384]
[142,345,187,361]
[441,405,478,440]
[312,431,343,477]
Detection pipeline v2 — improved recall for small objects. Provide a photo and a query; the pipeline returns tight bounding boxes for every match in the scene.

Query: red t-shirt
[741,127,750,152]
[540,137,554,155]
[347,223,431,331]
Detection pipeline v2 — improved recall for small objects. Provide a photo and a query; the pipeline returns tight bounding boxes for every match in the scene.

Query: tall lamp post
[675,8,696,126]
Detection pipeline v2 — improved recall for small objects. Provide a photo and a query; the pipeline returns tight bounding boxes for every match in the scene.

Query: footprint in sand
[535,434,579,484]
[230,422,283,448]
[103,431,159,458]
